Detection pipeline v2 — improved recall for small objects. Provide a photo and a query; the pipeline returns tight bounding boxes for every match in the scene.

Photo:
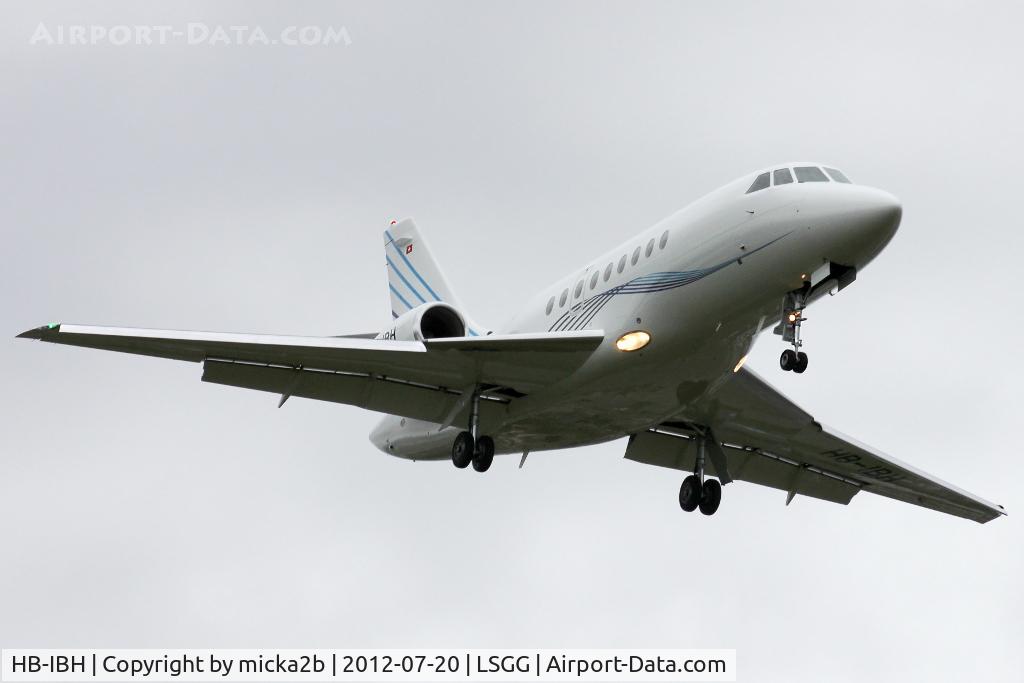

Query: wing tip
[17,323,60,339]
[975,503,1007,524]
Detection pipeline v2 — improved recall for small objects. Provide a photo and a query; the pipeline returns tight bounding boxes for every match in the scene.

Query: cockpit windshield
[794,166,828,183]
[823,167,852,183]
[746,165,852,193]
[773,168,793,185]
[746,172,770,193]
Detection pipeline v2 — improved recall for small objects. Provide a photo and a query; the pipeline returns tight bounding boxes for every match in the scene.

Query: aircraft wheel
[678,475,702,512]
[452,431,474,469]
[780,349,798,371]
[472,436,494,472]
[699,479,722,516]
[794,352,809,374]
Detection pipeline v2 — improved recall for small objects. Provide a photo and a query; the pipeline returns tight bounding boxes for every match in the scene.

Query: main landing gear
[678,432,724,516]
[776,288,809,374]
[451,389,495,473]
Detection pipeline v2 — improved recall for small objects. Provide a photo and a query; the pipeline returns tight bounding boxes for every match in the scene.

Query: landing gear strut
[678,432,724,516]
[777,288,809,373]
[451,388,495,473]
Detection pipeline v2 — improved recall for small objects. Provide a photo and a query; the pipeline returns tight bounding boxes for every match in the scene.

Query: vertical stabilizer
[383,219,488,335]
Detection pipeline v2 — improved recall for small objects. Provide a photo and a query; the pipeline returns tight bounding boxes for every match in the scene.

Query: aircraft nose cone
[830,187,902,266]
[859,188,902,242]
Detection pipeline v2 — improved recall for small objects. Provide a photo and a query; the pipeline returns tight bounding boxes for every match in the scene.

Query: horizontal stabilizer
[425,330,603,353]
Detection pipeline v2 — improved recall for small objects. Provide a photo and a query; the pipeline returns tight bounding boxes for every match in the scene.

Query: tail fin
[383,218,488,335]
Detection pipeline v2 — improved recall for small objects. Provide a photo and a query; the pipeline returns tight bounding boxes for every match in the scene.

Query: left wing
[17,324,604,423]
[625,367,1006,523]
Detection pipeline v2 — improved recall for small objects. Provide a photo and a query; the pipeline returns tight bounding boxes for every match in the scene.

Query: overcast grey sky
[2,1,1021,680]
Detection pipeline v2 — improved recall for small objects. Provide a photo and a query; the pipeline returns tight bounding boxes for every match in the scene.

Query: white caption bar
[1,649,735,682]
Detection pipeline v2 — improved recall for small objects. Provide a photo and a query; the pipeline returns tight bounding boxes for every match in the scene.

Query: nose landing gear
[450,388,496,473]
[777,289,809,373]
[780,348,808,373]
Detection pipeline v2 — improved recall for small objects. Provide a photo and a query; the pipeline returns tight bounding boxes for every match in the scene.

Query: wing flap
[202,359,508,424]
[624,430,858,505]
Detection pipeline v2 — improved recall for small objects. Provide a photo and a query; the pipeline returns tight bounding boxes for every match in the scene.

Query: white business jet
[18,163,1005,523]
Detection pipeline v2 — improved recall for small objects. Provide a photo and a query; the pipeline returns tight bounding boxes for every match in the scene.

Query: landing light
[733,354,749,373]
[615,330,651,352]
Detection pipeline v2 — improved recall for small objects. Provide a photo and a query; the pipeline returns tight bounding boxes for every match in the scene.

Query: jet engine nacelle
[377,302,467,341]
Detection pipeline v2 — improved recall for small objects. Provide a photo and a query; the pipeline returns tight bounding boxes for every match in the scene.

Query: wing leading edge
[626,367,1005,524]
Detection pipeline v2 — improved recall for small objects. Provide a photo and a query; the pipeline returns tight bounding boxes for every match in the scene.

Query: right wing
[17,324,604,423]
[625,367,1006,524]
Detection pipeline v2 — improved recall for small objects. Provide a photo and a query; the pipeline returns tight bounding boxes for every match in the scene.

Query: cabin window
[559,289,568,307]
[773,168,793,185]
[604,262,613,281]
[824,167,852,183]
[546,296,554,315]
[590,271,599,289]
[618,255,627,273]
[574,280,583,299]
[746,172,770,193]
[645,238,655,257]
[631,246,641,265]
[795,166,829,183]
[659,230,669,249]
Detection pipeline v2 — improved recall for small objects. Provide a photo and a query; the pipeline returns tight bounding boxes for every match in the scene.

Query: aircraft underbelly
[377,290,782,460]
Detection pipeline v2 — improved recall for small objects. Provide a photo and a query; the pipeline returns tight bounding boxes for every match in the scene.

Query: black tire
[794,352,808,374]
[678,475,702,512]
[452,431,474,469]
[472,435,495,472]
[699,479,722,516]
[779,349,797,371]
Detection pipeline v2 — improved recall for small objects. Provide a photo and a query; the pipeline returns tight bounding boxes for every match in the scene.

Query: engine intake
[378,302,466,341]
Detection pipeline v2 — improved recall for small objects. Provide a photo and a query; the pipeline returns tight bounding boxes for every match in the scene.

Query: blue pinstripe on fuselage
[548,232,790,332]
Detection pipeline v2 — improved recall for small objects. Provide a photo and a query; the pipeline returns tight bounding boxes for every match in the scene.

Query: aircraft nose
[852,187,902,245]
[823,186,902,267]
